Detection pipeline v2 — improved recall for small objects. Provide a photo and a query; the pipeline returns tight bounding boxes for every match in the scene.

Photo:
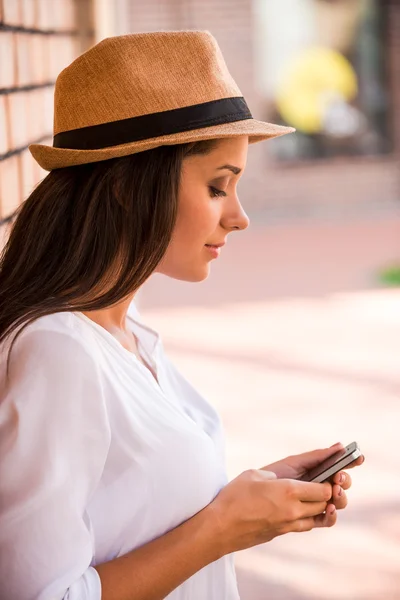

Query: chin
[160,264,211,283]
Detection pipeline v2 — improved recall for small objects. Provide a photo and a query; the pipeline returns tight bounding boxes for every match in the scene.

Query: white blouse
[0,303,240,600]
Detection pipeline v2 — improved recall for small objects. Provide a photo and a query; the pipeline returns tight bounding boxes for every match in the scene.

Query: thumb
[330,442,344,450]
[303,443,344,468]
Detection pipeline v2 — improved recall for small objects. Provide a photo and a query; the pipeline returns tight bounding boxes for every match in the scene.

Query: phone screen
[299,443,358,482]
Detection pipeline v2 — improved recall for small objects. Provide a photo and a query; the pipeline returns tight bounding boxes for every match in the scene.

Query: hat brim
[29,119,295,171]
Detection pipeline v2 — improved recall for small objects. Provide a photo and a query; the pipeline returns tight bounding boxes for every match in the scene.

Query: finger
[332,455,364,486]
[286,517,316,534]
[339,455,365,471]
[298,500,328,519]
[332,471,352,490]
[348,455,365,468]
[293,480,332,502]
[292,443,344,471]
[332,485,348,511]
[281,506,336,534]
[313,504,337,528]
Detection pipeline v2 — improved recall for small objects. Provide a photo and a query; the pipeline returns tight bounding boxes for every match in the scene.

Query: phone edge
[312,448,362,483]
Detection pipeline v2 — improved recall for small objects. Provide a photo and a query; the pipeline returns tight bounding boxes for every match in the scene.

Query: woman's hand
[208,469,333,555]
[262,443,365,524]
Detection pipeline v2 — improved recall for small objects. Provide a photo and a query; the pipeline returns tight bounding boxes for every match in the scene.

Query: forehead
[207,136,248,160]
[186,136,249,171]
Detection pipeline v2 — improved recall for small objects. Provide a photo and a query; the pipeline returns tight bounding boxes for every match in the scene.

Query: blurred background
[1,0,400,598]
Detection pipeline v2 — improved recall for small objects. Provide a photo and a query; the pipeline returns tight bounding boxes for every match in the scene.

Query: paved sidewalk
[140,217,400,600]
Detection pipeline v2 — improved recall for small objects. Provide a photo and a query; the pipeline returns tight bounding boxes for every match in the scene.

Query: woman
[0,31,363,600]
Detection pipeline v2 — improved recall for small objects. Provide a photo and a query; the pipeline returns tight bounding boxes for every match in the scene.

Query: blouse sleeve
[0,328,111,600]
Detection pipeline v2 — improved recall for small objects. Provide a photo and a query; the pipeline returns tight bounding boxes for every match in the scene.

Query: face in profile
[156,137,250,282]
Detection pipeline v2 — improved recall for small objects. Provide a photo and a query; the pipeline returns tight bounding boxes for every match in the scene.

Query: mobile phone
[298,442,362,483]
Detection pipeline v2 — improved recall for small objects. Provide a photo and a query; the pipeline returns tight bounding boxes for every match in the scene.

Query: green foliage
[379,265,400,287]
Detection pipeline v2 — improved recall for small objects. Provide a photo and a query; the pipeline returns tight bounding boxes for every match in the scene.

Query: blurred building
[0,0,399,246]
[116,0,400,221]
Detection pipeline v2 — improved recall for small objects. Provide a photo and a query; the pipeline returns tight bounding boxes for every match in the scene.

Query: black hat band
[53,97,253,151]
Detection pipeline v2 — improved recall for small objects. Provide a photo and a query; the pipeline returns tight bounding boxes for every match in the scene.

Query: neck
[81,292,136,332]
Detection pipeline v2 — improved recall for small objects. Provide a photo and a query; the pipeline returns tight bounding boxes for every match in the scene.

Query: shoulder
[1,312,110,431]
[4,311,102,380]
[0,314,111,505]
[15,310,93,344]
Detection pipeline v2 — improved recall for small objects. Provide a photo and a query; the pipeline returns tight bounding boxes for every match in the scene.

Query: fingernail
[339,473,345,483]
[338,487,343,496]
[328,505,336,514]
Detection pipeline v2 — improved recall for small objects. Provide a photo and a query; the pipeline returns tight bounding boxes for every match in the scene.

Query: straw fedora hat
[29,30,294,171]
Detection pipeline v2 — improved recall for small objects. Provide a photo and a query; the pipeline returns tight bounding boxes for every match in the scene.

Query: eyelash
[209,186,227,198]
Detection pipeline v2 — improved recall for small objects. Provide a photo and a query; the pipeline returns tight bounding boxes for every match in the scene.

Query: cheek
[155,194,220,280]
[172,197,218,249]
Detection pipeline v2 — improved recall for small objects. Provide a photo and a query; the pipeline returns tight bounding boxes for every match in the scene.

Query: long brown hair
[0,140,215,370]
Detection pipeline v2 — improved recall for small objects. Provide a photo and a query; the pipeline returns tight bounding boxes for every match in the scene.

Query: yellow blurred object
[276,47,358,134]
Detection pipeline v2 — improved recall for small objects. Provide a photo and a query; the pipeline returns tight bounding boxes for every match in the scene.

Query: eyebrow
[217,164,242,175]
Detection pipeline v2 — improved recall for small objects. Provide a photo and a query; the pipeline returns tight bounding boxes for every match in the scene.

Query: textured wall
[0,0,92,243]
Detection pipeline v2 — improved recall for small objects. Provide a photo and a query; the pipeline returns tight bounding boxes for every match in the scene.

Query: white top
[0,303,240,600]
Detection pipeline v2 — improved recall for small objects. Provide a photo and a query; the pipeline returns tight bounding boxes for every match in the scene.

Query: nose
[222,196,250,232]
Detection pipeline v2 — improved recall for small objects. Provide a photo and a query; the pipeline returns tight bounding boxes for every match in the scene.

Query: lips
[205,242,226,248]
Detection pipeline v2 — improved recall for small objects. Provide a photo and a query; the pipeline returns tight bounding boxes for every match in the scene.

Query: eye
[209,186,227,198]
